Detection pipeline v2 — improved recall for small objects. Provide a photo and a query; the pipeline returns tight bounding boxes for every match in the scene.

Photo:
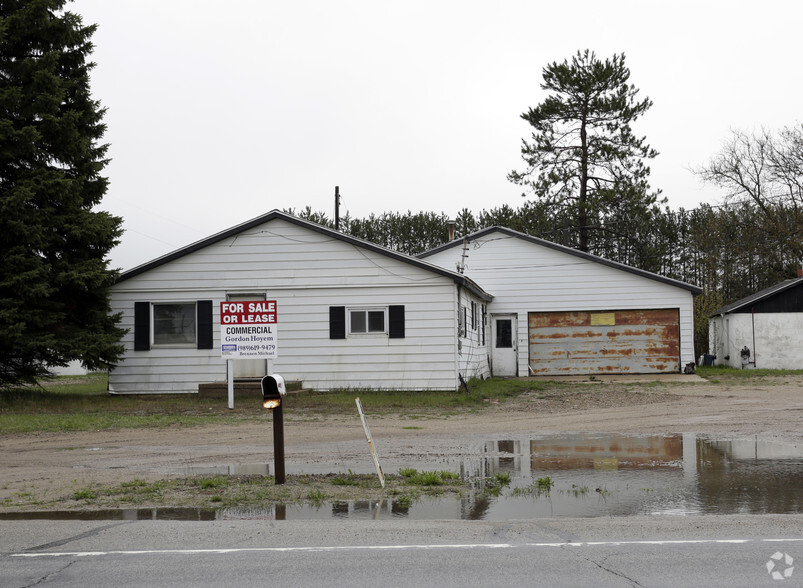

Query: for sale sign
[220,300,278,358]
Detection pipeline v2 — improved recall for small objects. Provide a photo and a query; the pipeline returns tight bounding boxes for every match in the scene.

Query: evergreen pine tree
[508,50,661,252]
[0,0,124,387]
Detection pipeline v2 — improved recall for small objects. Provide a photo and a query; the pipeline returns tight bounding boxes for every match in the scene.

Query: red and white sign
[220,300,278,358]
[220,300,277,324]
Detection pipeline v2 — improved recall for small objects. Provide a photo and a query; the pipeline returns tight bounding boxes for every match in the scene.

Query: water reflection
[462,433,802,519]
[2,434,799,522]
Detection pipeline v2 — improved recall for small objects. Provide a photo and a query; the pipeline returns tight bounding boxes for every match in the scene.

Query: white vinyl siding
[110,218,463,393]
[457,287,490,381]
[424,230,697,376]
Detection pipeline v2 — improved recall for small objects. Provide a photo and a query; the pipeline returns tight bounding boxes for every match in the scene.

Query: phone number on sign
[237,345,276,351]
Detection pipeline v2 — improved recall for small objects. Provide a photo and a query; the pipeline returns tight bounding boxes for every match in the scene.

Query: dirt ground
[1,373,801,511]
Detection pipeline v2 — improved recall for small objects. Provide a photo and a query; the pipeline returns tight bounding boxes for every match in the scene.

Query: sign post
[219,300,278,408]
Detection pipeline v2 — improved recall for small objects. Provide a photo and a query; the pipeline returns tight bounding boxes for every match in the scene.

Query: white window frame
[151,301,197,347]
[347,306,388,336]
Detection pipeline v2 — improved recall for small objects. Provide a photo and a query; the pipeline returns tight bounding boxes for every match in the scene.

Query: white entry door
[228,293,267,379]
[492,314,517,377]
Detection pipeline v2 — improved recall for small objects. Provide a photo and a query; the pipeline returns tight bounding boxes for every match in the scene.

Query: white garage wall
[423,229,698,375]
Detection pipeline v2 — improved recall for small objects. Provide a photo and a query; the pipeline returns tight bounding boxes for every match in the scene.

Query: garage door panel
[530,339,677,359]
[609,309,679,326]
[528,356,679,375]
[529,324,679,345]
[529,312,591,328]
[528,309,679,375]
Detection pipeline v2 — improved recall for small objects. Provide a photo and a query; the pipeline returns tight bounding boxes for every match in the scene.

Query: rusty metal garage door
[528,309,680,375]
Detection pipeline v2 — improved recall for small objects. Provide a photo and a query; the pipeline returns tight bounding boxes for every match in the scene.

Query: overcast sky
[69,0,802,271]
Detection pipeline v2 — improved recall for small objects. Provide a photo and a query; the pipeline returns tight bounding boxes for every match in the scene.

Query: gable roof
[712,276,803,315]
[418,226,702,295]
[116,210,493,301]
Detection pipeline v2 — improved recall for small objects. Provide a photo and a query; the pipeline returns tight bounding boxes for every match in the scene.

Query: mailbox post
[260,374,286,484]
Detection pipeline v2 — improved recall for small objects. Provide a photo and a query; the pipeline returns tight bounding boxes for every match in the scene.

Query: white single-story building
[419,227,701,377]
[109,212,702,393]
[109,211,492,393]
[709,274,803,369]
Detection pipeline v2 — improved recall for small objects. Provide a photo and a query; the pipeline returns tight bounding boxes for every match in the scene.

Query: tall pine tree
[508,50,661,252]
[0,0,124,387]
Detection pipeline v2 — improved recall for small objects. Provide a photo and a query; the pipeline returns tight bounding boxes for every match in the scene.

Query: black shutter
[134,302,150,351]
[389,305,405,339]
[197,300,213,349]
[330,306,345,339]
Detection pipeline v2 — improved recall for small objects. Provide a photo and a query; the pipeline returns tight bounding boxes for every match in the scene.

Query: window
[349,308,386,334]
[153,303,196,345]
[496,319,513,349]
[330,305,405,339]
[134,300,212,350]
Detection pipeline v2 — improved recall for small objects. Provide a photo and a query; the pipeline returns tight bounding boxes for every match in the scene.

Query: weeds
[306,489,328,505]
[536,476,554,490]
[481,472,512,496]
[198,476,229,490]
[512,476,555,497]
[73,488,97,500]
[332,470,360,486]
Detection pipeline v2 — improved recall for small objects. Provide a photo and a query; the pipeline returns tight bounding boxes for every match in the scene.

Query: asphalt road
[2,516,801,587]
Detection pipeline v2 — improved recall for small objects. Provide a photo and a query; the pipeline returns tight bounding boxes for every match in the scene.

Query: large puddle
[3,433,801,521]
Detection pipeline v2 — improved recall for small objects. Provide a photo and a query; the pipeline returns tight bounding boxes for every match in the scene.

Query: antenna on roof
[458,237,469,274]
[334,186,340,232]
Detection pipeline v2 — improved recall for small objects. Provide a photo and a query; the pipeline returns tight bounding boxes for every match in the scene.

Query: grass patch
[512,476,555,497]
[3,472,470,512]
[695,366,803,380]
[289,378,558,415]
[397,468,461,486]
[0,373,253,434]
[72,488,97,500]
[480,472,512,496]
[0,374,568,434]
[197,476,229,490]
[9,368,793,435]
[331,471,360,486]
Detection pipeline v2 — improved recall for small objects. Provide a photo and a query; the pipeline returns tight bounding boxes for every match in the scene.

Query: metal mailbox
[261,374,286,410]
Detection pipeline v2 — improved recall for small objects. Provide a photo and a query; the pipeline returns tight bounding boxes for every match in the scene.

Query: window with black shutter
[389,305,405,339]
[134,301,150,351]
[197,300,213,349]
[330,306,346,339]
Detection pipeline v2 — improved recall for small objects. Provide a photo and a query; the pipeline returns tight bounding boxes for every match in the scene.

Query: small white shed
[709,275,803,369]
[109,211,492,393]
[420,227,701,377]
